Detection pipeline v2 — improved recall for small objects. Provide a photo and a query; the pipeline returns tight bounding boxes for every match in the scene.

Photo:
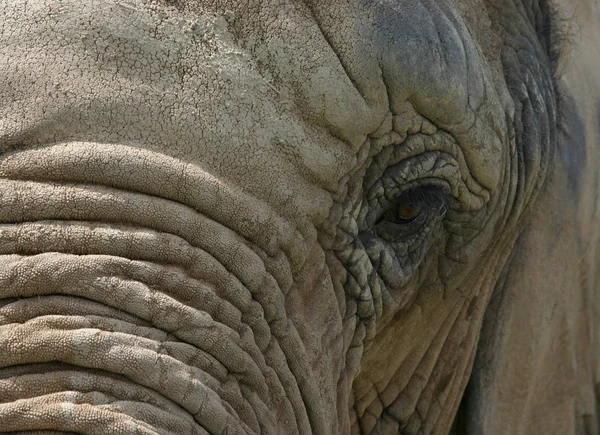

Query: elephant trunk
[0,142,311,434]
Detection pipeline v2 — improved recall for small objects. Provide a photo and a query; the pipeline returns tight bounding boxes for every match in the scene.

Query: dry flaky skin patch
[0,0,599,434]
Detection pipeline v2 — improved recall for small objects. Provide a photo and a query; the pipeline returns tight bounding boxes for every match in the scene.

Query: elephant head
[1,0,599,433]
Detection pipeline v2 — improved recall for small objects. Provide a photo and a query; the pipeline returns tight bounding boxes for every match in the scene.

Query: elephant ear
[461,179,599,434]
[460,30,600,435]
[456,2,600,433]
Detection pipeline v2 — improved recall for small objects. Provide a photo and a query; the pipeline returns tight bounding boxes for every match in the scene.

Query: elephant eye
[397,202,422,223]
[373,186,446,234]
[358,185,448,288]
[391,187,445,225]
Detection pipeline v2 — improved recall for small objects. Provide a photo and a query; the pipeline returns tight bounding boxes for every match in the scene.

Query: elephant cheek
[0,145,315,434]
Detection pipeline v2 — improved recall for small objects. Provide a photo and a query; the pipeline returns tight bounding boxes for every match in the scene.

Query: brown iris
[398,203,421,222]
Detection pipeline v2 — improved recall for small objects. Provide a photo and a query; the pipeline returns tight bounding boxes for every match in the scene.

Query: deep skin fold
[0,0,599,434]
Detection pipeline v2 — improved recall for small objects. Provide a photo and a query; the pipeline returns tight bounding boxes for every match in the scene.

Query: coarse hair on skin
[536,0,569,74]
[536,0,576,134]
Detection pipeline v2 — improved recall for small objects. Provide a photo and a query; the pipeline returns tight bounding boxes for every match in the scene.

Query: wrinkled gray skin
[0,0,599,433]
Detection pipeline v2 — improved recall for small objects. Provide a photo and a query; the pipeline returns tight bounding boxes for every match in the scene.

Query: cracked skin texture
[0,0,599,434]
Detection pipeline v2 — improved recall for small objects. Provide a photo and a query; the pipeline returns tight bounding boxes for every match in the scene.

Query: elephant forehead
[298,0,509,190]
[0,0,371,226]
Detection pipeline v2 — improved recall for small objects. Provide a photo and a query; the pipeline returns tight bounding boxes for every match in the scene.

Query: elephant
[0,0,599,433]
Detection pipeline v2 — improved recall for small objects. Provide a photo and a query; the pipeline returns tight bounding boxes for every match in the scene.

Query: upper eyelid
[397,186,447,209]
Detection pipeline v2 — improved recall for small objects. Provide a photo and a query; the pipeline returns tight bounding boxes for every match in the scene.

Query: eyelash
[393,187,446,218]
